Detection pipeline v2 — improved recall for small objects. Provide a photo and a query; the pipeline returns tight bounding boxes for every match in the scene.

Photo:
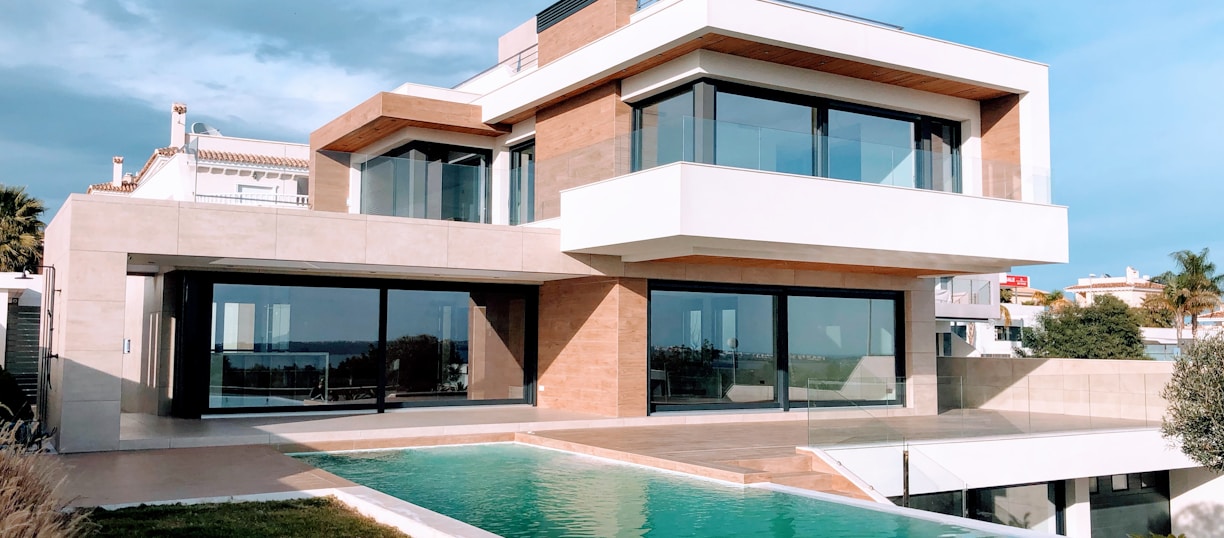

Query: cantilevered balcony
[554,118,1066,275]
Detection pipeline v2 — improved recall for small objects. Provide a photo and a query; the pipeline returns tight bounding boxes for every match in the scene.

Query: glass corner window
[629,80,962,194]
[359,141,491,223]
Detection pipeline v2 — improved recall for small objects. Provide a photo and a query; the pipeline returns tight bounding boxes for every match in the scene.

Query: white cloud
[0,3,401,137]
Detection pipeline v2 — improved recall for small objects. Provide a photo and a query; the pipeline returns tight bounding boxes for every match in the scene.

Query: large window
[715,91,814,176]
[361,141,491,223]
[790,296,897,405]
[632,80,961,193]
[635,87,694,170]
[210,285,380,409]
[648,282,901,411]
[650,291,777,407]
[385,289,527,403]
[177,273,535,416]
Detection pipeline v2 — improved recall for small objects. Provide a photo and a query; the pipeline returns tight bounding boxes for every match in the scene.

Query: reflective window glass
[827,109,917,187]
[210,285,380,409]
[635,89,694,169]
[386,289,527,403]
[789,296,897,403]
[649,290,776,406]
[715,92,814,175]
[509,142,535,225]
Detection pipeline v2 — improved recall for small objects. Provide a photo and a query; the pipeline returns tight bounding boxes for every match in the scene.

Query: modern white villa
[88,103,309,209]
[33,0,1222,536]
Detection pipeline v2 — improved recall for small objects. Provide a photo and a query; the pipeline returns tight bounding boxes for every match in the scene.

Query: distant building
[1064,266,1163,307]
[87,103,309,209]
[935,273,1055,358]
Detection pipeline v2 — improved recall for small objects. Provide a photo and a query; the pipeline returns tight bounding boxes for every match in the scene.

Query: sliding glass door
[209,285,380,409]
[649,290,777,407]
[179,273,535,416]
[648,282,902,412]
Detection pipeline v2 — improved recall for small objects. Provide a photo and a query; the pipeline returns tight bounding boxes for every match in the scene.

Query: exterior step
[722,454,813,474]
[771,471,873,501]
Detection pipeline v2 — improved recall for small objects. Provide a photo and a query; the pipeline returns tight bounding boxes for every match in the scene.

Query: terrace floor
[57,406,1155,508]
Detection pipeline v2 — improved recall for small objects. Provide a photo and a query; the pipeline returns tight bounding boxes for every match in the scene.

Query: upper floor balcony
[934,276,1000,320]
[552,115,1066,275]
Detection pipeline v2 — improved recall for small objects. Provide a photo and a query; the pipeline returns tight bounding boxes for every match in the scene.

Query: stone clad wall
[937,356,1173,422]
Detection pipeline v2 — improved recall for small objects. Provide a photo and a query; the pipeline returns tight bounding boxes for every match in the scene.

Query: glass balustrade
[349,152,490,223]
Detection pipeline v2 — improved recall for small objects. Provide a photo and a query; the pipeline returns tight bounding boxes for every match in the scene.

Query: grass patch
[85,497,408,538]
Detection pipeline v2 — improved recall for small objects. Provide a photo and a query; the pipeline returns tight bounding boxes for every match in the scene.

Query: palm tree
[0,185,45,273]
[1158,248,1224,340]
[1031,289,1073,311]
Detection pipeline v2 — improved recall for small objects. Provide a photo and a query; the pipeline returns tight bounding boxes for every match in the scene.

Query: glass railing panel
[936,279,991,305]
[349,152,490,224]
[971,279,991,305]
[627,116,1054,204]
[806,377,906,447]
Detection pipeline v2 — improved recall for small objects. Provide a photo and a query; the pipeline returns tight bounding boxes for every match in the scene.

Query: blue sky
[2,1,1222,290]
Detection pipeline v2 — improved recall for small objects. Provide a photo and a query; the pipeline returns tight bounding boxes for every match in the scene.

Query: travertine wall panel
[534,82,632,220]
[537,277,647,417]
[980,94,1022,200]
[538,0,636,64]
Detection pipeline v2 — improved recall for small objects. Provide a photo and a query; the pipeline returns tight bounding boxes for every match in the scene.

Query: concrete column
[1064,477,1092,538]
[905,278,938,415]
[53,250,129,452]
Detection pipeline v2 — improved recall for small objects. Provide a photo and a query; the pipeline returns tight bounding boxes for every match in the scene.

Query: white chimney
[112,156,124,186]
[171,102,188,148]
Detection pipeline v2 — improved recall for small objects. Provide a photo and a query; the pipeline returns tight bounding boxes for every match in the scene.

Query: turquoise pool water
[297,444,1020,537]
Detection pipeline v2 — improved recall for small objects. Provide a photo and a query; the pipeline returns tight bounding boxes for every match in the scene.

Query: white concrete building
[87,103,309,209]
[1065,267,1163,307]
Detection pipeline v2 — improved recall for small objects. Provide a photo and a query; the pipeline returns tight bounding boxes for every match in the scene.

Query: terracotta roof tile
[86,146,179,194]
[87,146,306,195]
[86,181,138,194]
[195,149,308,169]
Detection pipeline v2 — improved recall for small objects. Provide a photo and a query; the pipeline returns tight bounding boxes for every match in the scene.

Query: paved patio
[58,445,354,508]
[58,407,1155,508]
[118,404,815,452]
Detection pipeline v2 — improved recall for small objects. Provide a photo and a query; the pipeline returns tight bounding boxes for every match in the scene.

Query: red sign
[1003,275,1030,288]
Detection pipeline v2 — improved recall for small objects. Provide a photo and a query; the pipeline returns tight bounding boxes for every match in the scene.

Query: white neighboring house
[1064,266,1163,307]
[87,103,309,208]
[935,273,1046,357]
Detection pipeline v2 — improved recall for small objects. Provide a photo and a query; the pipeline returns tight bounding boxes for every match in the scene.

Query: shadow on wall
[935,356,1173,421]
[1174,500,1224,537]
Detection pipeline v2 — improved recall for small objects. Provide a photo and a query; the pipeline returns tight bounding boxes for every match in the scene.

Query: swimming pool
[297,444,1041,537]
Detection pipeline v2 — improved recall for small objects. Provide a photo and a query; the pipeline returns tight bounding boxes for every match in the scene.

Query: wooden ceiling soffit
[656,255,970,278]
[311,92,510,152]
[499,33,1013,124]
[699,35,1013,101]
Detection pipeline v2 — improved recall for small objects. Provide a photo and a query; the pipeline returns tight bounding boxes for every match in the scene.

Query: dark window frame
[631,78,963,192]
[171,271,537,418]
[508,140,536,226]
[647,280,904,413]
